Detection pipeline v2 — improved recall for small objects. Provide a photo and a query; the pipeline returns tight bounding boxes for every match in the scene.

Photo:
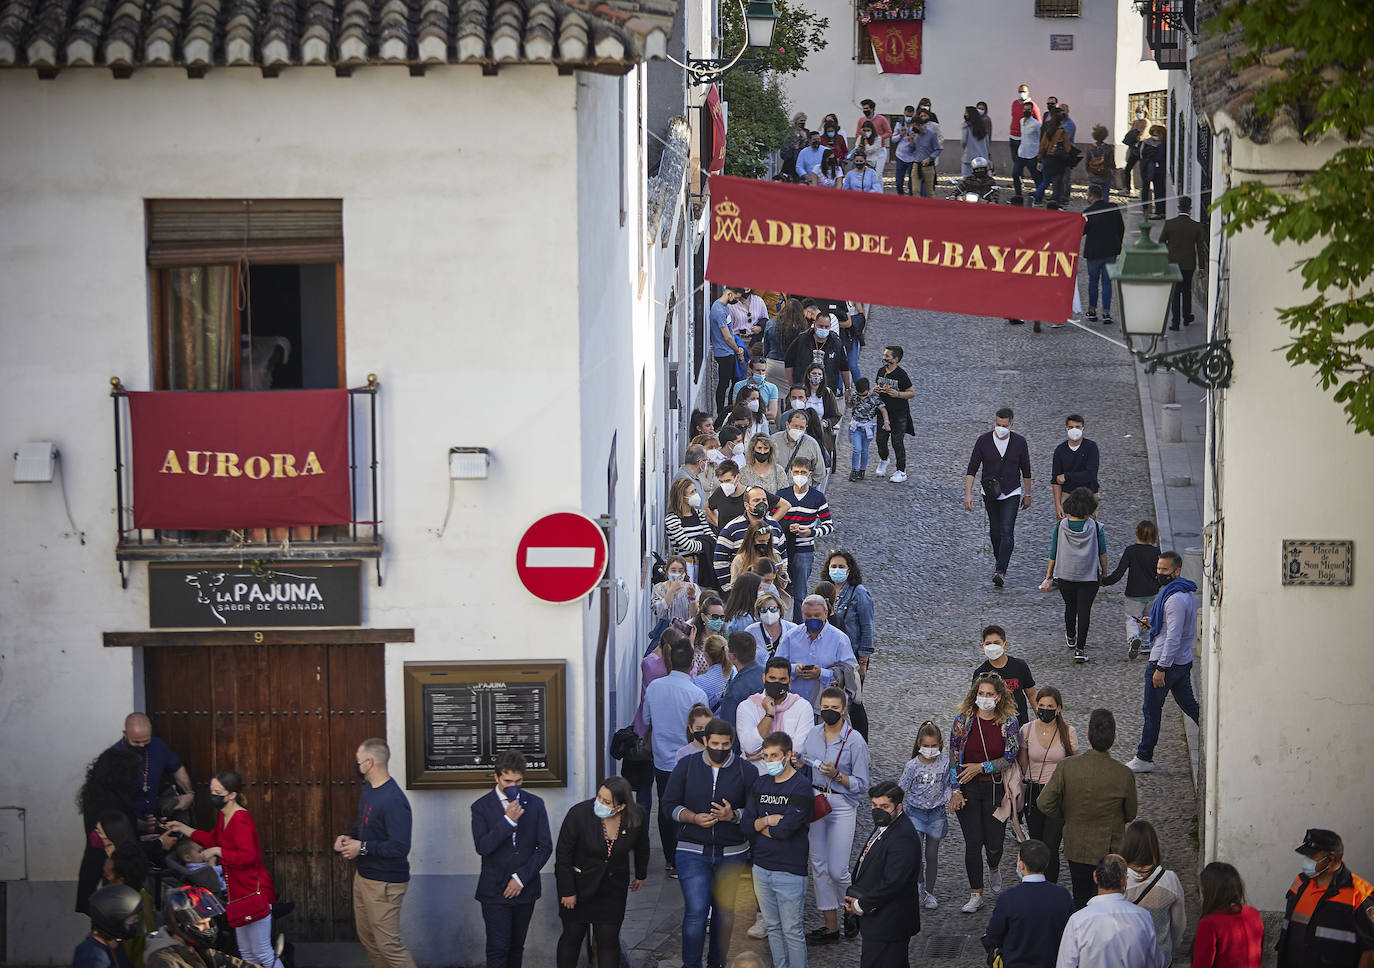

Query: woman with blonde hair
[664,478,713,584]
[745,589,794,661]
[739,433,790,493]
[948,673,1021,913]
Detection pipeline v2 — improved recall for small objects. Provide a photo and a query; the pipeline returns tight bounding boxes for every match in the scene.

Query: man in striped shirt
[713,486,788,592]
[776,458,834,621]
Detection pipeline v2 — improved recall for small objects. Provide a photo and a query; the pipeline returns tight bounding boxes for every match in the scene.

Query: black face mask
[820,709,843,726]
[706,747,731,765]
[692,730,707,744]
[863,108,873,118]
[871,808,894,827]
[764,681,789,701]
[208,794,227,809]
[748,504,767,518]
[1036,708,1058,724]
[755,543,772,554]
[1157,572,1175,587]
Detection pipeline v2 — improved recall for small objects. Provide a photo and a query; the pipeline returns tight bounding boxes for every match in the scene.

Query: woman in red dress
[166,770,280,966]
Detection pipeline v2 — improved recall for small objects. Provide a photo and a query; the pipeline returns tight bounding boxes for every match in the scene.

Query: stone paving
[630,273,1202,967]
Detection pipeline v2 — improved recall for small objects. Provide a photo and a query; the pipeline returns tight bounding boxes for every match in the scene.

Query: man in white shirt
[1014,102,1042,200]
[736,657,814,761]
[1056,855,1164,968]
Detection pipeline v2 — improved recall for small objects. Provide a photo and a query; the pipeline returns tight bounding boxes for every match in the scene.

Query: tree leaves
[720,0,830,76]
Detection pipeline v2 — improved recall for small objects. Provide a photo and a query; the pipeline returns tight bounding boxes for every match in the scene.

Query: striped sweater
[665,511,714,560]
[712,515,787,591]
[775,485,834,551]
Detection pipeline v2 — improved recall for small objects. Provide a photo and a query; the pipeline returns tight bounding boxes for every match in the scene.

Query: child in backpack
[1085,124,1117,200]
[1099,519,1163,659]
[847,377,887,482]
[898,721,953,909]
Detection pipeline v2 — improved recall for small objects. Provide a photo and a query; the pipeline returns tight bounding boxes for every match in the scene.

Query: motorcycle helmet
[971,157,990,177]
[88,884,145,942]
[162,885,224,949]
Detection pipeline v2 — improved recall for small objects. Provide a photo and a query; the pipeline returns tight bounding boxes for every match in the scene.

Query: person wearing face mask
[1012,99,1042,201]
[1038,487,1109,664]
[972,625,1037,725]
[964,407,1034,587]
[910,111,941,197]
[819,114,848,158]
[786,301,853,403]
[854,98,892,150]
[1126,550,1199,773]
[799,688,871,945]
[740,430,792,494]
[843,781,922,968]
[470,751,552,968]
[733,355,781,425]
[752,561,792,615]
[1017,686,1076,886]
[961,105,992,178]
[692,593,728,669]
[718,632,766,729]
[727,517,786,596]
[899,722,953,910]
[852,121,887,180]
[799,365,841,471]
[731,384,771,439]
[825,550,875,683]
[745,590,796,663]
[1122,116,1149,196]
[643,642,710,875]
[674,444,712,508]
[1277,829,1374,968]
[729,287,769,348]
[665,477,714,586]
[675,704,717,763]
[1052,415,1101,519]
[982,839,1075,968]
[738,658,815,762]
[554,776,648,968]
[843,151,883,192]
[662,719,760,968]
[709,461,780,534]
[771,408,829,493]
[332,738,417,968]
[778,458,835,623]
[893,104,920,195]
[1009,84,1042,166]
[795,130,827,181]
[1100,520,1161,660]
[710,285,749,413]
[1120,821,1186,966]
[713,485,788,592]
[164,770,280,967]
[777,595,859,712]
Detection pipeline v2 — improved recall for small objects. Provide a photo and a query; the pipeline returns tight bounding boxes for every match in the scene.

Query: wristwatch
[359,842,369,856]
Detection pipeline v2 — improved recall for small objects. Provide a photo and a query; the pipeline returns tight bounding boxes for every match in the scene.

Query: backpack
[1087,149,1107,176]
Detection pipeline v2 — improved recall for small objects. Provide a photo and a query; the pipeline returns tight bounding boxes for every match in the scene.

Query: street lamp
[667,0,778,86]
[1108,221,1234,389]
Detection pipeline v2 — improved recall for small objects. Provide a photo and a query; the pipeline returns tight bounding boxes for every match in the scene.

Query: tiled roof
[1189,0,1343,146]
[0,0,673,75]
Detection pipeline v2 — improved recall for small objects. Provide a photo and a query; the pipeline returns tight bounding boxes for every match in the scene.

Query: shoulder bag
[810,728,848,823]
[980,442,1005,500]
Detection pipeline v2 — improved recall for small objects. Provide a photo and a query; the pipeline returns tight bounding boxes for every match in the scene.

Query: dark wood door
[144,643,385,941]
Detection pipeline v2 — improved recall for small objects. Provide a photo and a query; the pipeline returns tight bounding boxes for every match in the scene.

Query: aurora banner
[705,174,1086,320]
[871,20,922,74]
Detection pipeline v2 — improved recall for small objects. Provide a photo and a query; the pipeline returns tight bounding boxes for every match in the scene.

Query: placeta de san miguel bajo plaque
[148,561,362,627]
[1281,540,1354,587]
[404,661,567,789]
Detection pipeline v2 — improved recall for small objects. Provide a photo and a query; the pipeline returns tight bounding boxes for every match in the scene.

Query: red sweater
[191,808,275,926]
[1192,906,1263,968]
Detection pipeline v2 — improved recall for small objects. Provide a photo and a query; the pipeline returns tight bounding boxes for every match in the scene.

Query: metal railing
[110,376,383,587]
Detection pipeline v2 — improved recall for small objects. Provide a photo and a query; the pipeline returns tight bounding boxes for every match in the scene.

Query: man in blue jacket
[662,718,760,968]
[845,781,921,968]
[963,407,1034,587]
[1051,415,1102,519]
[1127,551,1200,773]
[741,732,813,968]
[718,633,764,729]
[982,839,1074,968]
[471,752,552,968]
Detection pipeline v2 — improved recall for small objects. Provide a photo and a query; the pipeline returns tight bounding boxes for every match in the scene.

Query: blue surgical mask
[761,759,784,777]
[1300,856,1321,878]
[828,567,848,584]
[593,800,615,820]
[707,617,725,631]
[805,618,825,633]
[751,373,765,384]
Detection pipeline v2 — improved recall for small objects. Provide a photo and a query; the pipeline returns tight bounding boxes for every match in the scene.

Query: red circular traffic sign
[515,512,609,603]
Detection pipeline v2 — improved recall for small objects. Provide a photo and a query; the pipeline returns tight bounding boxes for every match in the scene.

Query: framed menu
[403,661,567,788]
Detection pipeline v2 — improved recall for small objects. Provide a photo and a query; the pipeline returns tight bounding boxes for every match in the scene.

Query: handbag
[980,445,1004,500]
[610,724,652,763]
[810,728,849,823]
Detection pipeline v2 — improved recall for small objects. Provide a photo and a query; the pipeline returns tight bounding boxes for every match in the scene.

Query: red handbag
[810,728,848,823]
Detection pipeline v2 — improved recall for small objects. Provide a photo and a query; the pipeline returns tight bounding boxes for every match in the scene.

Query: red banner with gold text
[871,20,922,74]
[127,390,352,530]
[706,175,1085,320]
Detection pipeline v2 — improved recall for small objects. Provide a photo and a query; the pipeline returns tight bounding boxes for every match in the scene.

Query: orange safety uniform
[1277,864,1374,967]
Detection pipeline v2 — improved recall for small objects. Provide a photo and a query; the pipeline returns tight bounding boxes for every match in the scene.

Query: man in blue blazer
[844,781,921,968]
[471,752,552,968]
[982,839,1075,968]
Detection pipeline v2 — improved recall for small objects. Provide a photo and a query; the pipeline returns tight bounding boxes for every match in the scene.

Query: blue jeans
[1136,661,1201,762]
[894,157,915,195]
[753,867,808,968]
[982,494,1021,575]
[1011,153,1039,195]
[676,848,745,968]
[1085,257,1113,312]
[789,549,814,622]
[850,426,870,471]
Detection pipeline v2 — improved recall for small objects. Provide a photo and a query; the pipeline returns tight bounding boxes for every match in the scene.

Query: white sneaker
[1126,757,1156,773]
[988,870,1002,894]
[747,915,769,939]
[960,893,983,913]
[924,892,939,909]
[876,460,889,477]
[889,470,908,483]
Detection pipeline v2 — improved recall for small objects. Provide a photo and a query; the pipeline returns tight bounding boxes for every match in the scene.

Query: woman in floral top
[948,673,1020,913]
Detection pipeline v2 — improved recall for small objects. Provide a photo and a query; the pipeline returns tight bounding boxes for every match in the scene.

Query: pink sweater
[1018,720,1078,784]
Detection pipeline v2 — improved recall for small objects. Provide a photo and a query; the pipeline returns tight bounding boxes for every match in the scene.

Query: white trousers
[808,797,857,911]
[1124,598,1150,644]
[236,915,282,968]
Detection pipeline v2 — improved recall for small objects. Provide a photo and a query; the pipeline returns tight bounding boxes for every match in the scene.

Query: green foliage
[721,0,830,76]
[721,70,792,178]
[1212,1,1374,432]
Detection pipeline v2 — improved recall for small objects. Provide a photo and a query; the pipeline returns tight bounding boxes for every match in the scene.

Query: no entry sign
[515,512,609,603]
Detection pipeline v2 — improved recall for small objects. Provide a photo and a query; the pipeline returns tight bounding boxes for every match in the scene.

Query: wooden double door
[144,643,385,941]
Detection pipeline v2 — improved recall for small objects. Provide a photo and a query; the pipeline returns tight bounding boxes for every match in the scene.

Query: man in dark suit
[982,839,1075,967]
[471,752,553,968]
[844,781,921,968]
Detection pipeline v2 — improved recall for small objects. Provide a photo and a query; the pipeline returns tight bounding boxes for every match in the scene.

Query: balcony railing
[1144,0,1188,70]
[111,378,383,587]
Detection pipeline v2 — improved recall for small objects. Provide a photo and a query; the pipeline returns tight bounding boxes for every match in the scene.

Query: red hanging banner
[705,175,1085,321]
[871,20,922,74]
[705,85,727,174]
[127,389,353,530]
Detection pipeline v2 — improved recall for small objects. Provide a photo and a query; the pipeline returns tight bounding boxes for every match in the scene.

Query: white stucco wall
[0,63,648,963]
[1207,150,1374,907]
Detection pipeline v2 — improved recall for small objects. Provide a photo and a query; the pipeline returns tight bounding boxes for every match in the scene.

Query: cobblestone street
[637,284,1202,967]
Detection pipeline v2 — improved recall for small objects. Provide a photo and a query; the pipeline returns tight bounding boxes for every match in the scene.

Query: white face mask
[1126,868,1153,886]
[668,571,686,582]
[975,696,997,712]
[1067,427,1084,441]
[920,746,941,759]
[706,449,724,463]
[733,442,745,456]
[787,427,804,442]
[792,474,809,489]
[719,480,737,496]
[993,425,1011,439]
[746,399,760,412]
[687,492,702,508]
[983,643,1005,661]
[1018,91,1029,102]
[789,399,805,411]
[759,607,780,622]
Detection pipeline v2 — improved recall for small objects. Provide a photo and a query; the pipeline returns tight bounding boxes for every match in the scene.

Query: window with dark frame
[857,17,874,64]
[1034,0,1081,17]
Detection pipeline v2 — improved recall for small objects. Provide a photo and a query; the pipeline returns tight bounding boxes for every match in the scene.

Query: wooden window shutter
[147,199,343,266]
[857,19,875,64]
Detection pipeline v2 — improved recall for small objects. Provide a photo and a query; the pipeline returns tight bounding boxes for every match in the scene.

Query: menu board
[405,662,566,788]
